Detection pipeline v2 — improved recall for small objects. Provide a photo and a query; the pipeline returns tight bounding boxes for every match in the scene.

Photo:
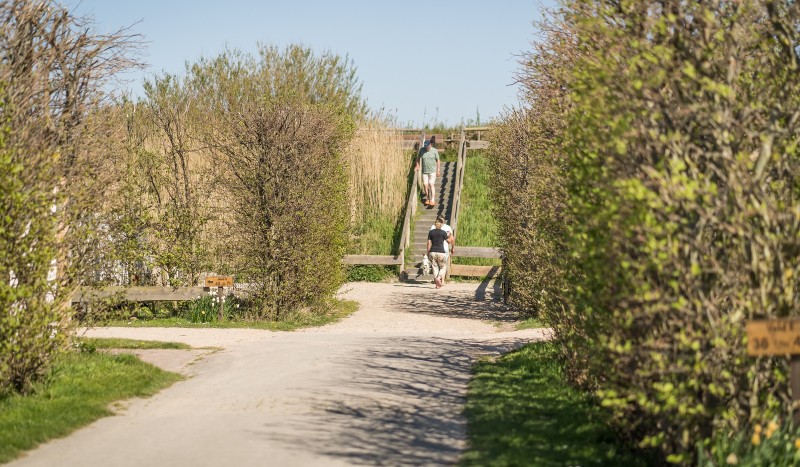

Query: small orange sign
[746,319,800,356]
[205,276,234,288]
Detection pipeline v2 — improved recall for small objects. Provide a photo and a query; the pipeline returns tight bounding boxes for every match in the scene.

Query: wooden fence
[71,286,212,303]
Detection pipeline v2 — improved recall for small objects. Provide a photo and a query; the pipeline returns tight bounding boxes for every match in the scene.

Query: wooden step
[402,270,435,282]
[417,206,452,213]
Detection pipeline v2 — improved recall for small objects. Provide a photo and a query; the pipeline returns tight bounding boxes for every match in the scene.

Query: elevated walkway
[402,161,455,282]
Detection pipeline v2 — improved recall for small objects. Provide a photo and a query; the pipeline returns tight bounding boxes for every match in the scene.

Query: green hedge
[492,1,800,463]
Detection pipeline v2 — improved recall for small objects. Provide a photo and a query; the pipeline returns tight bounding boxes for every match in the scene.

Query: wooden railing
[72,286,213,303]
[341,255,403,266]
[450,246,502,258]
[449,246,503,278]
[446,130,468,279]
[397,134,424,272]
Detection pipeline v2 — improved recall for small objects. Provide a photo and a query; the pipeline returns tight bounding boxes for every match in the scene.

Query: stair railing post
[398,134,423,278]
[447,129,467,281]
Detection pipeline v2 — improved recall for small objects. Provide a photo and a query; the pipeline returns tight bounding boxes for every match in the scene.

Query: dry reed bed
[129,122,409,264]
[344,126,408,227]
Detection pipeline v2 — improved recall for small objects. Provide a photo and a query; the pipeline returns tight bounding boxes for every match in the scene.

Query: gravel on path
[10,281,549,467]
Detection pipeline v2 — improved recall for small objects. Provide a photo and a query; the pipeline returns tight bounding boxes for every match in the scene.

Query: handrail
[397,132,424,274]
[447,130,468,279]
[342,255,404,265]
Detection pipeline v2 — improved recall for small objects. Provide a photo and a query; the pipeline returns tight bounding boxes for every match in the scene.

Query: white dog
[421,254,431,275]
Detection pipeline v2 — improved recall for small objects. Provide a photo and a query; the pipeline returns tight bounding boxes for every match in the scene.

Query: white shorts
[422,172,436,185]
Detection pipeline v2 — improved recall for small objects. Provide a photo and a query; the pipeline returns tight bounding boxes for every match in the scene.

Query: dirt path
[10,282,549,467]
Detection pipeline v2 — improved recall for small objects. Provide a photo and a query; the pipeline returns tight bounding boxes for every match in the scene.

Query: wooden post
[745,319,800,423]
[793,355,800,425]
[204,276,233,322]
[217,285,224,321]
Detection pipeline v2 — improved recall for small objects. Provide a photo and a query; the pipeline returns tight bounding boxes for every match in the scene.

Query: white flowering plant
[182,293,242,323]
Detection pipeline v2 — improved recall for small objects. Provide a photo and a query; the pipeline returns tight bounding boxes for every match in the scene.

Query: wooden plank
[464,126,493,131]
[205,276,233,287]
[449,264,502,278]
[746,319,800,356]
[467,140,491,149]
[447,132,468,281]
[343,255,404,265]
[451,246,502,259]
[71,286,208,303]
[400,166,420,270]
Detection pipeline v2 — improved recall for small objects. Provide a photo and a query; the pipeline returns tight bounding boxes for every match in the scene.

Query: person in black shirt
[427,219,451,289]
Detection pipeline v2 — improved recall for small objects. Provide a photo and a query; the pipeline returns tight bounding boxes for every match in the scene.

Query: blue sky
[61,0,555,127]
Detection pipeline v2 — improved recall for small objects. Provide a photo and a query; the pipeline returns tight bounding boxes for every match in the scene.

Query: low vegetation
[0,350,181,464]
[0,0,139,397]
[89,298,359,331]
[346,125,413,255]
[345,265,396,282]
[78,338,192,350]
[463,342,648,466]
[452,150,500,267]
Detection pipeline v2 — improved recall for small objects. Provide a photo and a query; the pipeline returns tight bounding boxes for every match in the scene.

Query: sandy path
[9,282,549,467]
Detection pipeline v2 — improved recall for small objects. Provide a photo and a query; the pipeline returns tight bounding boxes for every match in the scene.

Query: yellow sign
[746,319,800,356]
[205,276,234,288]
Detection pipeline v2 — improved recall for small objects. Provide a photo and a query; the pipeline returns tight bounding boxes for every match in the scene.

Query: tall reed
[344,123,409,254]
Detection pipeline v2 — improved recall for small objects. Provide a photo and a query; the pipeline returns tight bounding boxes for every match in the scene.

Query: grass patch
[79,338,192,350]
[515,317,547,330]
[455,150,499,267]
[101,298,359,331]
[346,265,396,282]
[462,341,648,466]
[349,211,400,255]
[438,147,458,162]
[0,351,181,464]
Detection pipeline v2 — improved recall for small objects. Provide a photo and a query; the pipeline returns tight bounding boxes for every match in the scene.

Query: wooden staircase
[402,161,456,282]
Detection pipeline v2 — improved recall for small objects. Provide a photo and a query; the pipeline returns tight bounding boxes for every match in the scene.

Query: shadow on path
[393,280,516,323]
[256,336,537,466]
[474,273,502,302]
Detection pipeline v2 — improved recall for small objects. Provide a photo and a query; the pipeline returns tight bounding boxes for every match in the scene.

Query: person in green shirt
[416,139,440,207]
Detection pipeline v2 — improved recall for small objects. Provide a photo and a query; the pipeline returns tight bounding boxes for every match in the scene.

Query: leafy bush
[154,304,173,319]
[0,1,135,395]
[105,45,364,319]
[488,12,577,359]
[216,99,352,319]
[188,46,359,320]
[134,307,154,321]
[494,1,800,463]
[0,122,66,396]
[564,2,800,461]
